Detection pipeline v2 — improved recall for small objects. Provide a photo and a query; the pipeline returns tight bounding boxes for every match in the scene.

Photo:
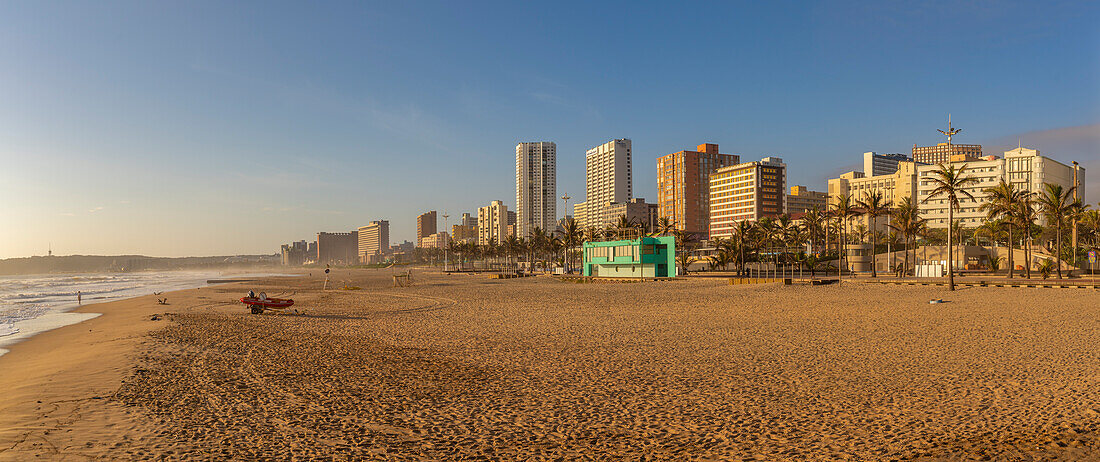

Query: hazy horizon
[2,1,1098,259]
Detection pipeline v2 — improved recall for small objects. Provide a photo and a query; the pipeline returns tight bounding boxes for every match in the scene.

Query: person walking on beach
[77,291,82,305]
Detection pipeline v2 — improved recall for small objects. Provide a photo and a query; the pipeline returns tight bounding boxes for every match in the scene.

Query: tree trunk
[870,215,877,278]
[947,209,955,291]
[1007,226,1014,279]
[1056,224,1063,279]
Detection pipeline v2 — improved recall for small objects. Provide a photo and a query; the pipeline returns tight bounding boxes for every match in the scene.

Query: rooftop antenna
[937,114,961,144]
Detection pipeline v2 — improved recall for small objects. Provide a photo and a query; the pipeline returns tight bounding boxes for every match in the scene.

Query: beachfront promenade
[1,268,1097,459]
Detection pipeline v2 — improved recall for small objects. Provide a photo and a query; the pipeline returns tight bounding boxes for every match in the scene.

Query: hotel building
[317,231,359,266]
[357,220,390,263]
[916,147,1083,228]
[657,143,740,237]
[516,142,557,237]
[708,157,786,240]
[478,200,508,246]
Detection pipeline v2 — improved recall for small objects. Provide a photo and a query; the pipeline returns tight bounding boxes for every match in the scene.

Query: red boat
[240,295,294,314]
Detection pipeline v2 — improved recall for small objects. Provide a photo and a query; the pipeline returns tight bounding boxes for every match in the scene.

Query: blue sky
[1,1,1098,258]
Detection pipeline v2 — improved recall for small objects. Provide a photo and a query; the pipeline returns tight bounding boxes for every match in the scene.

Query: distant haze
[1,2,1097,258]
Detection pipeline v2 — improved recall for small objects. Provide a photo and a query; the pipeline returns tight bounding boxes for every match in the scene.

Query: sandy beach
[1,269,1098,460]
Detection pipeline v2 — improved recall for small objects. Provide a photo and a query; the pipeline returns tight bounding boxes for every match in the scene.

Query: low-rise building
[420,231,451,249]
[582,236,676,278]
[787,185,827,214]
[451,213,478,244]
[828,161,919,232]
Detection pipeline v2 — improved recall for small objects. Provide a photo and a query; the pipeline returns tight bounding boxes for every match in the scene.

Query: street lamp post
[442,212,449,272]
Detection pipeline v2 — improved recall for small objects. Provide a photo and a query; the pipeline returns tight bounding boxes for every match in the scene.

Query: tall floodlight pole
[442,212,450,272]
[937,114,961,145]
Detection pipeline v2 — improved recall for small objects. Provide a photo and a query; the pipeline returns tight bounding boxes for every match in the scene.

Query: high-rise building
[575,139,632,229]
[317,231,358,266]
[708,157,786,240]
[916,147,1083,228]
[416,211,437,247]
[863,152,911,177]
[516,142,557,238]
[478,200,508,246]
[451,213,478,244]
[657,143,740,237]
[357,221,390,263]
[787,185,828,214]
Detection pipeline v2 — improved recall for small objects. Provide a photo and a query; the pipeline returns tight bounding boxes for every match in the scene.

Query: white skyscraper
[516,142,557,237]
[574,139,633,229]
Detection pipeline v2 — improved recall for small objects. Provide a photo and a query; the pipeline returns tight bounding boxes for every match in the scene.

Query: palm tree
[732,220,754,277]
[614,214,637,240]
[775,215,798,276]
[653,217,676,237]
[922,163,980,291]
[1016,195,1038,279]
[981,180,1020,276]
[856,190,891,277]
[558,217,583,273]
[1080,209,1100,248]
[671,228,697,275]
[529,227,550,272]
[829,194,857,275]
[801,207,826,254]
[1036,183,1081,279]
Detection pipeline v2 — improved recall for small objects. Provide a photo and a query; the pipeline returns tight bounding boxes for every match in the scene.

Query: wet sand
[1,269,1098,459]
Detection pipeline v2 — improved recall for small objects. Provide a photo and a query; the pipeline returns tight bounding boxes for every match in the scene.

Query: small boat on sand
[240,293,294,314]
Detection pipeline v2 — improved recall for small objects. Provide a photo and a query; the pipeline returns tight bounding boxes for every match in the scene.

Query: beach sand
[1,269,1098,459]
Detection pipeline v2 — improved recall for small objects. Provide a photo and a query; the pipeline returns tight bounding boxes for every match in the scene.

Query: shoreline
[0,272,308,455]
[0,271,304,357]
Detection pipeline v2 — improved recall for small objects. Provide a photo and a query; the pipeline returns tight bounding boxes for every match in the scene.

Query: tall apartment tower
[357,220,390,263]
[656,143,740,237]
[478,200,509,246]
[416,211,437,247]
[516,142,557,238]
[575,139,632,229]
[708,157,787,240]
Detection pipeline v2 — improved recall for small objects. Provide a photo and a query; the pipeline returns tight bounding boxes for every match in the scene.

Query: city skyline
[1,2,1098,258]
